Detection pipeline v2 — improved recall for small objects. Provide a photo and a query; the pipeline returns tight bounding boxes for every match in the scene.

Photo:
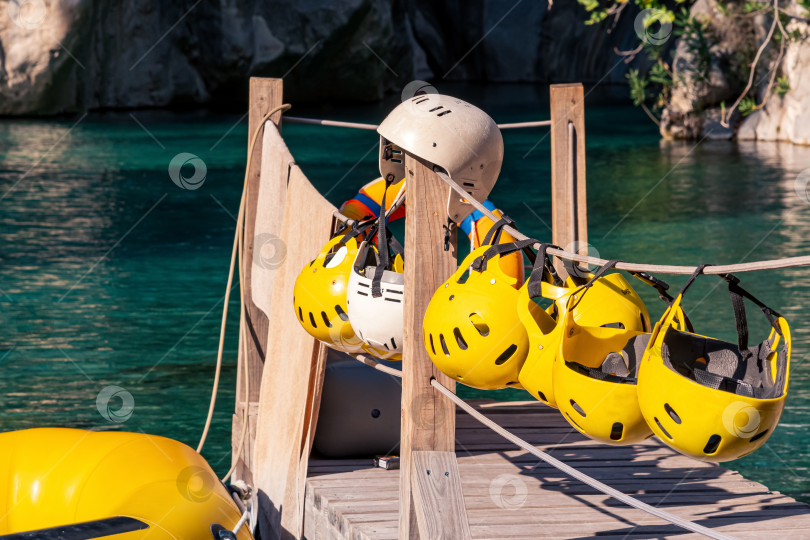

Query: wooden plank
[399,154,459,539]
[238,77,284,403]
[410,451,471,540]
[252,162,337,539]
[303,394,810,540]
[549,83,587,279]
[233,77,285,484]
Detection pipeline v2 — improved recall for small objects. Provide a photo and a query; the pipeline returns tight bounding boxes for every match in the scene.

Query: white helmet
[377,94,504,223]
[346,240,405,360]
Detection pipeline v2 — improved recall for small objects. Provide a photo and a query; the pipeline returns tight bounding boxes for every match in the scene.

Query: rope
[352,353,405,378]
[196,104,291,479]
[233,505,251,534]
[333,171,810,274]
[333,195,810,276]
[428,378,738,540]
[343,354,734,538]
[284,115,551,131]
[497,120,552,128]
[432,170,810,275]
[285,116,378,131]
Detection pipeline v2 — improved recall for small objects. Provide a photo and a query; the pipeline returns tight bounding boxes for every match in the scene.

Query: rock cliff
[660,0,810,145]
[0,0,643,114]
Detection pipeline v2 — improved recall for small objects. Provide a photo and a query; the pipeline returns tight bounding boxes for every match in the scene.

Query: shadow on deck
[304,401,810,539]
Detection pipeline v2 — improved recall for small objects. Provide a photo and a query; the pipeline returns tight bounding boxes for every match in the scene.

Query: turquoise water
[2,86,810,503]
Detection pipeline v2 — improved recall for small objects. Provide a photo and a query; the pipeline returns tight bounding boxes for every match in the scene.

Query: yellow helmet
[638,266,791,462]
[423,238,544,390]
[293,220,374,353]
[551,261,655,445]
[516,244,574,407]
[517,256,653,412]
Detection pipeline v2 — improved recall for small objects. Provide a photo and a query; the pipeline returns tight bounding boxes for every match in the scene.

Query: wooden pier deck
[304,401,810,540]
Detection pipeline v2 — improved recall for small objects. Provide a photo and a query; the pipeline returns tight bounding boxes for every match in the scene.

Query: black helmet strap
[481,215,514,247]
[677,267,783,356]
[566,259,621,311]
[472,238,537,274]
[526,243,562,298]
[722,275,783,358]
[370,178,404,298]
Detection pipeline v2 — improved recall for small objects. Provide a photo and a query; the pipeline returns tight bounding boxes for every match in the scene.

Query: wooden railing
[234,77,586,540]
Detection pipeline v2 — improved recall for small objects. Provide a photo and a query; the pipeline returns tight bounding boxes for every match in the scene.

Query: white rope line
[433,171,810,275]
[285,116,378,130]
[233,504,250,534]
[284,115,551,130]
[497,120,552,128]
[351,353,405,377]
[334,183,810,276]
[429,378,738,540]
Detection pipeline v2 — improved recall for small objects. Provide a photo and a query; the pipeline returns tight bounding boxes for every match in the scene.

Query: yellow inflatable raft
[0,428,252,539]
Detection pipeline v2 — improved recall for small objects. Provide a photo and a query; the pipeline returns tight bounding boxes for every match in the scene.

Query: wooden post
[399,155,461,539]
[411,451,471,540]
[549,83,587,279]
[233,77,284,483]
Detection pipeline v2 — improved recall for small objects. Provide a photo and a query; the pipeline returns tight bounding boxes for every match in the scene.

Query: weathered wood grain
[410,451,471,540]
[399,155,459,539]
[549,83,587,279]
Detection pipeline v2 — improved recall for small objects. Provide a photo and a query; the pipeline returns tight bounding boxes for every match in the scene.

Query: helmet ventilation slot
[321,312,332,328]
[437,110,452,117]
[429,334,436,355]
[601,322,625,329]
[453,328,468,350]
[570,400,586,417]
[439,334,450,356]
[703,434,722,455]
[664,403,681,424]
[640,313,648,332]
[469,313,490,337]
[565,412,582,430]
[495,344,518,365]
[536,390,547,402]
[429,105,444,112]
[654,417,672,440]
[413,97,429,104]
[298,307,304,322]
[335,305,349,321]
[610,422,624,441]
[390,337,397,349]
[749,429,769,443]
[309,312,318,328]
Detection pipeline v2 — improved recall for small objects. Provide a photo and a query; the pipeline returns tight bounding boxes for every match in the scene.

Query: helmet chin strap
[371,177,394,298]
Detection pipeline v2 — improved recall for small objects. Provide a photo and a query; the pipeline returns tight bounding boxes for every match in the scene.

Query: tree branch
[755,13,789,111]
[722,0,780,127]
[614,43,645,63]
[641,102,661,126]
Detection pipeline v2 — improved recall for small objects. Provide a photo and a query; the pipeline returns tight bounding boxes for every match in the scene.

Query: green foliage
[743,1,766,15]
[674,7,711,85]
[775,75,790,97]
[575,0,806,126]
[627,69,648,106]
[738,96,757,117]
